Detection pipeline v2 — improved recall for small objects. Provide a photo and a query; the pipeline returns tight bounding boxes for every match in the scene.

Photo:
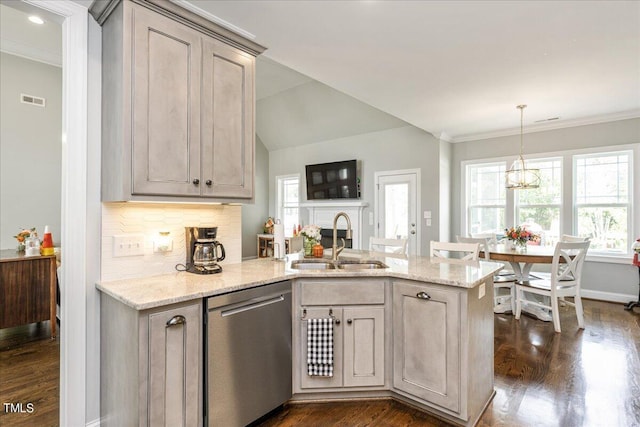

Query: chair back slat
[369,237,408,255]
[430,241,480,261]
[550,241,590,295]
[457,236,490,261]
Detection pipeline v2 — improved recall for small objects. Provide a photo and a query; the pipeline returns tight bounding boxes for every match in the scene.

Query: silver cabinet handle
[166,315,186,327]
[416,292,431,300]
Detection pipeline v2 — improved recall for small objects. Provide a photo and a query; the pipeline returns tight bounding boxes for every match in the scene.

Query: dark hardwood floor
[0,300,638,427]
[0,321,58,427]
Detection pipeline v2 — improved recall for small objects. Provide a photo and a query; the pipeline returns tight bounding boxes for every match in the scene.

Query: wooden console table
[0,249,57,337]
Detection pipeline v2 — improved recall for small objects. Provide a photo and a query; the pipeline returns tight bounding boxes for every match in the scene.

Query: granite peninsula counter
[97,251,503,310]
[98,252,503,427]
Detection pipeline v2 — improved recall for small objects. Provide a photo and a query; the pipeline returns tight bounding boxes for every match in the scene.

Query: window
[466,162,506,236]
[516,158,562,247]
[463,146,636,258]
[276,175,300,237]
[574,151,632,254]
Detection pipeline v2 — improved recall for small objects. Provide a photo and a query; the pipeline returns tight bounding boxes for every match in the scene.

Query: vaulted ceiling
[183,0,640,143]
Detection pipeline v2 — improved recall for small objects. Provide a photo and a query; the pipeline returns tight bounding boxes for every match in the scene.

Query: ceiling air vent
[20,93,46,107]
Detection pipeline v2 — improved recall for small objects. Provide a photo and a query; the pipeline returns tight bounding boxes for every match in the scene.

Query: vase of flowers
[14,227,36,252]
[300,224,321,257]
[504,226,537,252]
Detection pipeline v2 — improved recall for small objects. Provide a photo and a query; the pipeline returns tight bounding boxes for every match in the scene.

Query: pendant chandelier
[505,104,540,189]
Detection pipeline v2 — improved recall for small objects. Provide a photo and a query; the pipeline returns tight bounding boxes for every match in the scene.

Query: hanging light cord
[517,104,526,160]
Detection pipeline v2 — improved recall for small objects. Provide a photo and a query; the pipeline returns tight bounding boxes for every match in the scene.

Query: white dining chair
[369,237,408,255]
[430,241,480,261]
[458,235,516,313]
[561,234,589,243]
[514,240,590,333]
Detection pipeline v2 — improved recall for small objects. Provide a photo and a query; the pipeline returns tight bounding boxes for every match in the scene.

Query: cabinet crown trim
[90,0,267,56]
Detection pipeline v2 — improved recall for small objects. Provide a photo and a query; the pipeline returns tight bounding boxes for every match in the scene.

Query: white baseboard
[581,289,637,304]
[86,418,101,427]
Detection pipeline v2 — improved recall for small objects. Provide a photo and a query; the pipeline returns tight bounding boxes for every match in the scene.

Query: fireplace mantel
[300,201,369,249]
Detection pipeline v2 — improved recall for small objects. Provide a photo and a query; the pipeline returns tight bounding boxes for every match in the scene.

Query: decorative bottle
[41,225,54,256]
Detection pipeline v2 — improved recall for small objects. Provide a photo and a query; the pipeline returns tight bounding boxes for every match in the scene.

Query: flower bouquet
[504,226,538,250]
[300,224,321,256]
[13,227,36,252]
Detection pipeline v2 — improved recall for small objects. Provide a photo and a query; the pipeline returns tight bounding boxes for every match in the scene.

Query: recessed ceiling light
[28,16,44,25]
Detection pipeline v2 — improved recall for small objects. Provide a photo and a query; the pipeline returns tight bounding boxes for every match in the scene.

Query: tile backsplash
[101,203,241,282]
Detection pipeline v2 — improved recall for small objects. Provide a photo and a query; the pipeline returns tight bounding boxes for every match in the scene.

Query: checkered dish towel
[307,318,334,377]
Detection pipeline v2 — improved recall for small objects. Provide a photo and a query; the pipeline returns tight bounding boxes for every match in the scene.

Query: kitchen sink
[289,259,388,270]
[336,260,388,270]
[290,260,336,270]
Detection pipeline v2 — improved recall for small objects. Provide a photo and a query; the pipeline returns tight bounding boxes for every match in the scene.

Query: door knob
[411,230,416,235]
[192,178,200,185]
[206,180,212,186]
[411,223,416,227]
[347,319,353,324]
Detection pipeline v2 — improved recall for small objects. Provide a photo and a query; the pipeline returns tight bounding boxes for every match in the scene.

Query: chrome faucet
[332,212,352,261]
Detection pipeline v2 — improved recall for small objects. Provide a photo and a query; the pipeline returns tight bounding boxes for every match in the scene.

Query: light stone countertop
[97,250,504,310]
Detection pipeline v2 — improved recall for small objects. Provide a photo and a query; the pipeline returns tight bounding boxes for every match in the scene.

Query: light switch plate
[478,283,486,299]
[113,234,145,257]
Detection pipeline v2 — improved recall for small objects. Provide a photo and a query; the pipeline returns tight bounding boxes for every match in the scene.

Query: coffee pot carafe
[186,227,225,274]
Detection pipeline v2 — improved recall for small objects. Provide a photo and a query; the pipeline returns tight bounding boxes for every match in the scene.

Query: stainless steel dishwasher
[206,280,292,427]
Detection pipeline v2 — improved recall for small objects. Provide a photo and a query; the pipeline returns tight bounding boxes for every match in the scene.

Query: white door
[375,170,419,255]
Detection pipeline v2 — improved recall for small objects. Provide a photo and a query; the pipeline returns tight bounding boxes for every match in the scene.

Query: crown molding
[169,0,256,40]
[451,109,640,143]
[0,38,61,67]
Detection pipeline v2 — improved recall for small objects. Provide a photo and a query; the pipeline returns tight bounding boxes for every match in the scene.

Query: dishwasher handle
[220,295,286,317]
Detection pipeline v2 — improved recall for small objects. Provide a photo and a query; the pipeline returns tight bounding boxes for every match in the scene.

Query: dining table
[481,243,560,321]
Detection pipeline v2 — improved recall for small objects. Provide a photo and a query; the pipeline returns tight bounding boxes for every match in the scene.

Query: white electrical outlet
[113,234,145,257]
[478,283,486,299]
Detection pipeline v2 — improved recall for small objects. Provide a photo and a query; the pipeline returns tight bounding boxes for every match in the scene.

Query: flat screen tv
[305,159,359,200]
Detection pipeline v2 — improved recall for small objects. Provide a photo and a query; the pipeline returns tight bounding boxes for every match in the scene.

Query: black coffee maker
[185,227,225,274]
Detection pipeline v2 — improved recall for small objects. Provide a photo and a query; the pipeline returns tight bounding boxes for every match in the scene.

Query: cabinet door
[300,307,343,389]
[343,307,385,387]
[201,37,254,199]
[131,6,202,196]
[148,303,202,427]
[393,282,460,413]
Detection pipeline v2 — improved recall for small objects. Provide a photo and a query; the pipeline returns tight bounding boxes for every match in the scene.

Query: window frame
[572,150,633,256]
[461,144,638,262]
[464,161,507,237]
[275,174,300,237]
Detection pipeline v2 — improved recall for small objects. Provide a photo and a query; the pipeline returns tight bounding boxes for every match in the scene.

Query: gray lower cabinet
[295,279,386,391]
[93,0,264,202]
[392,279,495,425]
[101,296,202,427]
[392,281,461,413]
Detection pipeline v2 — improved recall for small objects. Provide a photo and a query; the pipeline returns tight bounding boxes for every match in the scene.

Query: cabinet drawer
[300,280,385,305]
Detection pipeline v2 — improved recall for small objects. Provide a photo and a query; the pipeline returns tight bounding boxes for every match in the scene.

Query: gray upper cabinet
[201,38,254,198]
[92,0,265,202]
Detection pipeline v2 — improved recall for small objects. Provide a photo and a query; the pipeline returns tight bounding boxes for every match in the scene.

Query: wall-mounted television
[305,159,359,200]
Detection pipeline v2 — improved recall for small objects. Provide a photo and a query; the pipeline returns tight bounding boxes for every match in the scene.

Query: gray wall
[269,125,442,255]
[0,52,62,249]
[451,118,640,301]
[241,135,270,258]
